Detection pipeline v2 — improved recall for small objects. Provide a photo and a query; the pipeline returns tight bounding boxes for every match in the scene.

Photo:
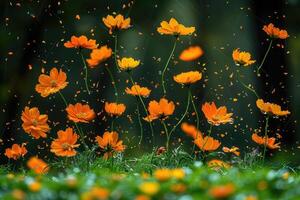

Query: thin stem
[236,71,259,98]
[169,88,191,136]
[257,39,273,76]
[105,67,119,102]
[190,90,200,153]
[161,38,177,95]
[161,120,170,151]
[79,51,91,94]
[136,101,144,145]
[128,73,155,144]
[111,117,115,131]
[262,115,270,164]
[114,34,121,72]
[201,124,213,160]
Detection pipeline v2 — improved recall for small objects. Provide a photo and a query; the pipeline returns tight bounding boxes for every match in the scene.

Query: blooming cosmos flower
[104,102,126,117]
[194,135,221,151]
[181,122,202,139]
[86,45,112,68]
[125,84,151,97]
[173,71,202,85]
[66,103,96,123]
[207,159,231,170]
[179,46,204,61]
[35,67,68,97]
[27,157,49,174]
[232,48,256,67]
[95,131,125,159]
[102,14,131,34]
[256,99,290,116]
[144,98,175,122]
[50,128,80,157]
[202,102,233,126]
[21,107,50,139]
[157,18,195,36]
[209,184,235,199]
[81,186,110,200]
[263,23,289,39]
[4,144,27,160]
[251,133,280,149]
[64,35,98,49]
[117,57,140,71]
[222,146,240,156]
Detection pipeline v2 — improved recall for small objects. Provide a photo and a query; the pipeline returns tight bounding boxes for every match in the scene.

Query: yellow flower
[157,18,195,36]
[117,57,140,71]
[28,181,41,192]
[11,189,25,200]
[256,99,290,116]
[172,168,185,179]
[232,48,256,67]
[102,14,131,34]
[139,182,160,196]
[173,71,202,85]
[125,84,151,97]
[81,186,110,200]
[154,168,172,181]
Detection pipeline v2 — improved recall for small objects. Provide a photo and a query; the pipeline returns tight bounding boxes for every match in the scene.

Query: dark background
[1,0,300,165]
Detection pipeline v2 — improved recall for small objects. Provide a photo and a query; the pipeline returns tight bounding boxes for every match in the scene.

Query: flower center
[50,80,57,87]
[76,112,87,119]
[61,143,71,151]
[32,119,38,126]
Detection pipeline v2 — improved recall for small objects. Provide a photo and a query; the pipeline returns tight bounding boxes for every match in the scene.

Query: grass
[1,148,300,200]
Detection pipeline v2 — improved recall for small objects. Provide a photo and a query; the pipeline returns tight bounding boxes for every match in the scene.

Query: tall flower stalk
[257,40,273,76]
[79,50,91,94]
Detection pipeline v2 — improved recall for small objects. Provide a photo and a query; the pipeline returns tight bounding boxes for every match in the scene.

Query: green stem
[262,115,270,164]
[161,120,170,151]
[105,67,119,102]
[236,71,259,98]
[79,51,91,94]
[136,101,144,145]
[161,38,177,95]
[169,88,191,136]
[128,73,155,144]
[201,124,213,160]
[257,39,273,76]
[114,34,121,72]
[111,117,115,131]
[190,90,200,153]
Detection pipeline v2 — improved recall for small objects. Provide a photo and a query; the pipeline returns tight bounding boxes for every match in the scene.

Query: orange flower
[202,102,233,125]
[222,146,240,156]
[232,48,256,67]
[50,128,80,157]
[144,98,175,122]
[27,157,49,174]
[256,99,290,116]
[263,23,289,39]
[105,102,126,117]
[209,183,235,199]
[252,133,280,149]
[86,45,112,68]
[21,107,50,139]
[102,14,131,34]
[194,135,221,151]
[117,57,140,71]
[95,131,125,159]
[64,35,98,49]
[173,71,202,85]
[181,122,202,139]
[157,18,195,36]
[82,186,110,200]
[179,46,204,61]
[35,67,68,97]
[66,103,96,123]
[5,144,27,160]
[125,84,151,97]
[207,159,231,170]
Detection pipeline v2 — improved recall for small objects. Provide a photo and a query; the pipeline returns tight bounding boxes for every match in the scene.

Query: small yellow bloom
[232,48,255,67]
[11,189,25,200]
[154,168,172,181]
[139,182,160,196]
[102,14,131,34]
[157,18,195,36]
[117,57,140,71]
[172,168,185,179]
[28,181,41,192]
[173,71,202,85]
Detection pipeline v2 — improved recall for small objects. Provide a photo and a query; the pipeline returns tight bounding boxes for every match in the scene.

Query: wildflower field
[1,0,300,199]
